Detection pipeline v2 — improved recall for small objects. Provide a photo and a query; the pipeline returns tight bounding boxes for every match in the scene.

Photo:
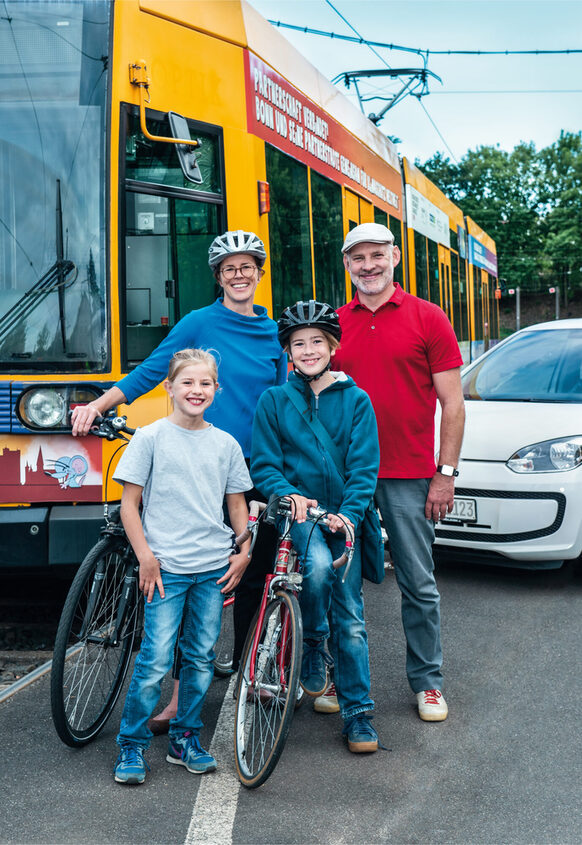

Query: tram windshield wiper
[0,180,77,350]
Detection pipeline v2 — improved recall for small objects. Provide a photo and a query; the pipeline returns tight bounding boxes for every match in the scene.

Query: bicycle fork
[84,547,138,647]
[248,538,300,689]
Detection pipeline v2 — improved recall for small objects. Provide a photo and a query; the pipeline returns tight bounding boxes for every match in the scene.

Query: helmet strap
[291,360,331,383]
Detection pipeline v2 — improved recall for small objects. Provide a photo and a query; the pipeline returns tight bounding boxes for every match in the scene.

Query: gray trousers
[375,477,443,693]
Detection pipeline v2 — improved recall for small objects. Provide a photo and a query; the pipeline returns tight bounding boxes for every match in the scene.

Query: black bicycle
[51,414,243,746]
[50,415,143,747]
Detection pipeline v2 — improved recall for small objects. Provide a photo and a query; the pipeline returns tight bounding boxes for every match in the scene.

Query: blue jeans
[289,521,374,720]
[374,478,442,693]
[117,566,227,748]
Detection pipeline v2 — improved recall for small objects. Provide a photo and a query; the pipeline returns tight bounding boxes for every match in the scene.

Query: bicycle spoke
[51,538,142,746]
[234,592,302,788]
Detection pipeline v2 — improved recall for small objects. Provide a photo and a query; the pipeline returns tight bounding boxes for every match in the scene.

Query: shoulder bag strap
[281,383,346,480]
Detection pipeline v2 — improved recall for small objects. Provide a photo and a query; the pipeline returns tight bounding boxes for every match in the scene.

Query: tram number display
[443,497,477,523]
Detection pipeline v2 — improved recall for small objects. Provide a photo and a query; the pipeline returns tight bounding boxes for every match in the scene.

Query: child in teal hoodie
[251,301,381,753]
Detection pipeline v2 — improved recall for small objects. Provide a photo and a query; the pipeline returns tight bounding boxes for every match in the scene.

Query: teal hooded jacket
[250,371,380,529]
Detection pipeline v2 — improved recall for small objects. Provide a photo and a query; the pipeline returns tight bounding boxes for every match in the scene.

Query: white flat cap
[342,222,395,253]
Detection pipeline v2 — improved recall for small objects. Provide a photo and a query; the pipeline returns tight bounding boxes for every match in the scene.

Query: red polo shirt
[333,285,463,478]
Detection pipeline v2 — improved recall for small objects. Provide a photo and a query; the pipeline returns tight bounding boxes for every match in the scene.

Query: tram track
[0,570,74,692]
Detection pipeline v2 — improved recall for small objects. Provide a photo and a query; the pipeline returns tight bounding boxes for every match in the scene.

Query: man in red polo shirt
[333,222,465,722]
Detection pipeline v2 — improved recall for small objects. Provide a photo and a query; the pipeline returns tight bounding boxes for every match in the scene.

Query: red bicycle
[232,497,353,788]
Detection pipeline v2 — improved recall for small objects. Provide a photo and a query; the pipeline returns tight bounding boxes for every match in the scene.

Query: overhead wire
[323,1,459,159]
[417,100,459,164]
[267,20,582,57]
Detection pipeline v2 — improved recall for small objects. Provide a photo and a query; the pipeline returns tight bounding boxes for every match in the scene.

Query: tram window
[373,208,403,289]
[125,111,222,195]
[265,145,313,317]
[414,234,429,301]
[451,251,463,341]
[175,201,221,314]
[459,255,469,341]
[123,192,220,367]
[388,215,404,289]
[427,240,440,306]
[311,172,344,308]
[473,275,483,341]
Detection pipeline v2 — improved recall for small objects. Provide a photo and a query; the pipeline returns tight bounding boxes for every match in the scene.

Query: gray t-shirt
[113,417,252,574]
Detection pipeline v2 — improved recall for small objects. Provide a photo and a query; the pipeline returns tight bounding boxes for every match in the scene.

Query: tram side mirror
[168,111,203,184]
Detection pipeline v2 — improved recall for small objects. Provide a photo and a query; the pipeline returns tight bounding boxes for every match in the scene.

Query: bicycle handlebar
[235,498,355,571]
[91,415,136,440]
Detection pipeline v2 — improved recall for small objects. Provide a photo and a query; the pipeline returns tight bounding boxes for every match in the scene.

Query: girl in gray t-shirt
[112,348,252,785]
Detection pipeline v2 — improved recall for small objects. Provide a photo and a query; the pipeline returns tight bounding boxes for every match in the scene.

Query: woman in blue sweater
[71,230,287,727]
[251,301,381,753]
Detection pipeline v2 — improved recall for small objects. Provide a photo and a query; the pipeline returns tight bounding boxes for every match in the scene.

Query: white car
[434,319,582,570]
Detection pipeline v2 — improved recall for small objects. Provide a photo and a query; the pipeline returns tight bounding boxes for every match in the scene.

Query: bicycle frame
[247,521,300,689]
[241,497,354,689]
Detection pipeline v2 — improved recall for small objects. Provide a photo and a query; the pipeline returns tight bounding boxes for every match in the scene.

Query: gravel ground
[0,650,52,692]
[0,570,73,691]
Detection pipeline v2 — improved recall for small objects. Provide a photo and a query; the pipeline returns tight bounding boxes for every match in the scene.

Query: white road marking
[185,675,240,844]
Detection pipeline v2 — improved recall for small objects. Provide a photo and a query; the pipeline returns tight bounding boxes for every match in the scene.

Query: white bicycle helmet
[208,230,267,269]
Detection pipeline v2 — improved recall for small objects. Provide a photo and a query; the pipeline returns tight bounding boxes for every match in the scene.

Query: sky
[248,0,582,164]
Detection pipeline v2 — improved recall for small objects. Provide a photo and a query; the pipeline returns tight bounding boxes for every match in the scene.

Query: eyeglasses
[220,263,257,280]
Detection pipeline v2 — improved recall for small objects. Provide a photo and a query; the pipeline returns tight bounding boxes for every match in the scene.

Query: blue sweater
[251,371,380,529]
[117,299,287,457]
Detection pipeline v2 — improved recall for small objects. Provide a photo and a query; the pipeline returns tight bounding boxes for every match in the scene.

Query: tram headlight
[15,385,105,431]
[20,389,67,428]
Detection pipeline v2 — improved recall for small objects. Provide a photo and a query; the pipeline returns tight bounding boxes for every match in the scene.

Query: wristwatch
[437,464,459,477]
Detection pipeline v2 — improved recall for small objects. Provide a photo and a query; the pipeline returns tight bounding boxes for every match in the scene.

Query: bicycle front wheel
[50,537,142,747]
[234,590,302,788]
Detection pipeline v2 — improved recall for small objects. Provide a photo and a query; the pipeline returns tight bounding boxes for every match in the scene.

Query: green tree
[418,133,582,297]
[538,132,582,304]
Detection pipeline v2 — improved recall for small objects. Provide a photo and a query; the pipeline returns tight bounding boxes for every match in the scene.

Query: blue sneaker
[114,743,149,784]
[342,714,379,753]
[167,731,217,774]
[300,641,329,697]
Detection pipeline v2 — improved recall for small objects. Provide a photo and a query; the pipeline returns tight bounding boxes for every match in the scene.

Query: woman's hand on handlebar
[71,386,127,437]
[71,402,102,437]
[327,512,354,539]
[285,493,318,523]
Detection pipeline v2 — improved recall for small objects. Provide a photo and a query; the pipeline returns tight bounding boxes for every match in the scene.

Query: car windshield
[462,328,582,402]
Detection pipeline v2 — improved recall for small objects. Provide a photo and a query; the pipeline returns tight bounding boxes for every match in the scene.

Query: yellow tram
[0,0,498,567]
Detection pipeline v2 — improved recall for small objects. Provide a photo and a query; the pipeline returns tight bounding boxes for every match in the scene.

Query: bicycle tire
[213,594,235,677]
[234,590,302,788]
[50,536,142,747]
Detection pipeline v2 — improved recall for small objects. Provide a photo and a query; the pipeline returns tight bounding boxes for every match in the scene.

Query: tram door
[438,245,452,321]
[345,189,373,231]
[124,192,220,366]
[344,190,374,299]
[481,270,491,351]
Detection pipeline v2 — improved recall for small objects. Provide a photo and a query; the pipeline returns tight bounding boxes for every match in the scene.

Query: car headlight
[16,385,105,431]
[507,436,582,473]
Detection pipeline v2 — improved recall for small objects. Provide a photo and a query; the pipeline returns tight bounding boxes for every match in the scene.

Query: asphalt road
[1,559,581,844]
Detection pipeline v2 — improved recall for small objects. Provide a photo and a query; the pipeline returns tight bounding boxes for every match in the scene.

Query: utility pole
[549,286,560,320]
[507,287,520,331]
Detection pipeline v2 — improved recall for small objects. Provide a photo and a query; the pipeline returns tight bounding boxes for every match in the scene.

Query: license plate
[443,497,477,523]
